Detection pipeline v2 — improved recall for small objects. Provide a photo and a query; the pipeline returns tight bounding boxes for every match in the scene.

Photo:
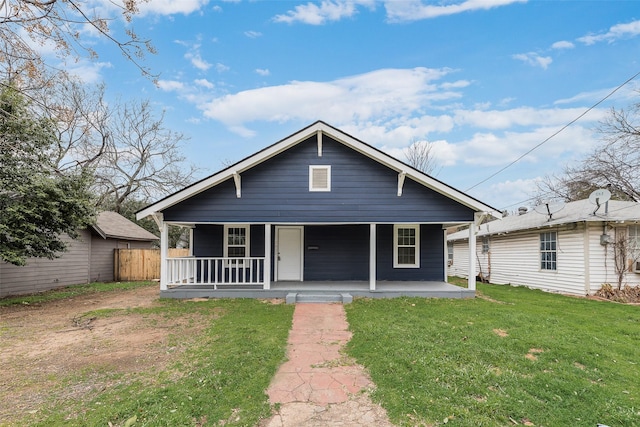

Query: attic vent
[309,165,331,192]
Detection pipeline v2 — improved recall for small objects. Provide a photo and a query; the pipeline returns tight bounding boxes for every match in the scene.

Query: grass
[345,282,640,426]
[0,281,155,307]
[7,285,294,427]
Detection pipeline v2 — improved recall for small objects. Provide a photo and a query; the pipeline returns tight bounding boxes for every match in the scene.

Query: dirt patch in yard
[0,285,208,424]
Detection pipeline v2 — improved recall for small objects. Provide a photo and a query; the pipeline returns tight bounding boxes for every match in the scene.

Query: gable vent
[309,165,331,192]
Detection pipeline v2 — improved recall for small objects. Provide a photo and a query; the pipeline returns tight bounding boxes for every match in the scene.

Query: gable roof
[447,199,640,241]
[137,121,501,221]
[92,211,158,241]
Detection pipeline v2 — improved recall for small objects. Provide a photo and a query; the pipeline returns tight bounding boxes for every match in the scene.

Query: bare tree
[31,76,199,214]
[535,95,640,203]
[404,139,440,175]
[610,227,640,290]
[0,0,155,89]
[92,99,199,213]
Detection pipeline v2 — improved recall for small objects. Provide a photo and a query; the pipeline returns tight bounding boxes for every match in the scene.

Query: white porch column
[264,224,271,290]
[369,223,376,291]
[443,228,448,281]
[468,222,476,291]
[160,221,169,291]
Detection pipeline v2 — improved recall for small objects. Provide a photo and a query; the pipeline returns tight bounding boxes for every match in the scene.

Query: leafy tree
[0,86,95,265]
[536,96,640,203]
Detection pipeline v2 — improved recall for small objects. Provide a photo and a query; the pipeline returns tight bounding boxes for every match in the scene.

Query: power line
[465,70,640,192]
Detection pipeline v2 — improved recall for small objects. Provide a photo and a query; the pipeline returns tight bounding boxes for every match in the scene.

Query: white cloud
[551,40,574,50]
[245,31,263,38]
[256,68,271,76]
[185,52,212,71]
[215,63,230,73]
[273,0,375,25]
[554,83,638,106]
[453,107,598,129]
[478,177,542,211]
[199,67,457,135]
[577,19,640,45]
[195,78,214,89]
[384,0,527,23]
[157,80,186,91]
[65,61,112,84]
[512,52,552,69]
[135,0,210,16]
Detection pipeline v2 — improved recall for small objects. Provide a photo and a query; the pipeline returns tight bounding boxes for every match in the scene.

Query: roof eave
[136,121,501,220]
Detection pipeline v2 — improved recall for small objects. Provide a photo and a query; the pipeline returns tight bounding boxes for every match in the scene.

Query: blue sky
[64,0,640,211]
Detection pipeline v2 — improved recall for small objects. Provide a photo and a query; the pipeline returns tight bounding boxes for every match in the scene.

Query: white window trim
[540,231,557,271]
[309,165,331,192]
[393,224,420,268]
[224,225,250,265]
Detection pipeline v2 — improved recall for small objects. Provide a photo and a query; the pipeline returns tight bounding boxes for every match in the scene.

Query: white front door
[276,226,303,281]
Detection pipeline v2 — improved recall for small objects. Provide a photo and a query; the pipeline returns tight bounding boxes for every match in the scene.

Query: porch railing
[166,257,265,288]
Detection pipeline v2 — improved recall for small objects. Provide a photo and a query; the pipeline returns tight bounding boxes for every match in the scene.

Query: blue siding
[376,224,444,281]
[163,135,474,223]
[192,224,444,281]
[304,225,369,280]
[193,224,265,257]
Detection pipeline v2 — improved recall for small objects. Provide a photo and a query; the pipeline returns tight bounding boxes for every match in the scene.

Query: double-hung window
[629,225,640,254]
[540,231,557,271]
[394,225,420,268]
[225,225,249,266]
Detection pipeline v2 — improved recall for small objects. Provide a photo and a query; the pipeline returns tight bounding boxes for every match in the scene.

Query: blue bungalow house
[137,121,499,301]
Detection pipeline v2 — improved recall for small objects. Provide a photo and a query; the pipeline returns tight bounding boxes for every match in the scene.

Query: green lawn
[9,291,294,427]
[345,282,640,426]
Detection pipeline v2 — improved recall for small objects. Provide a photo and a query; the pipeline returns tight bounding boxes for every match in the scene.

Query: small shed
[447,199,640,295]
[0,211,158,297]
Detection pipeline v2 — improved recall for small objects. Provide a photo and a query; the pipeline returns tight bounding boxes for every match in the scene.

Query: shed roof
[92,211,158,241]
[448,199,640,241]
[137,121,500,221]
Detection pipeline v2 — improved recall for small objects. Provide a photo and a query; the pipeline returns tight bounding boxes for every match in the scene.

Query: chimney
[518,206,528,215]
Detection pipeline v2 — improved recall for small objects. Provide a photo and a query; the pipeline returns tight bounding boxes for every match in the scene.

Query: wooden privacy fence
[114,248,190,281]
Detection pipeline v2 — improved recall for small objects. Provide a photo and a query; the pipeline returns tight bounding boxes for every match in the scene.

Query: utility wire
[465,70,640,192]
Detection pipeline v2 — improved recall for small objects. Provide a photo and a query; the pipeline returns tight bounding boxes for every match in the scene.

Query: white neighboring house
[447,199,640,296]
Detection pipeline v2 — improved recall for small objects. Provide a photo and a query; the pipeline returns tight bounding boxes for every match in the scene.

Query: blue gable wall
[163,134,474,223]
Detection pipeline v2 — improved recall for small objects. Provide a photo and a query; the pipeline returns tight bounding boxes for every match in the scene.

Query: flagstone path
[262,303,394,427]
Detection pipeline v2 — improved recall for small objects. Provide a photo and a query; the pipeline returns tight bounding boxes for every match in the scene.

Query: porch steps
[286,292,353,304]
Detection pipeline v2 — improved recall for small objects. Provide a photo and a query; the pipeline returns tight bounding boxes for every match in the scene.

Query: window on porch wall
[225,225,249,266]
[394,225,420,268]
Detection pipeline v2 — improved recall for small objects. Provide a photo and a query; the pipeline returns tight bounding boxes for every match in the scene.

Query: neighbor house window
[225,225,249,265]
[447,243,454,264]
[394,225,420,268]
[540,231,557,271]
[309,165,331,191]
[629,225,640,251]
[482,237,490,253]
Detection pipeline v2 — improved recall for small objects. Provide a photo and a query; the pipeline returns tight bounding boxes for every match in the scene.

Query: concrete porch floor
[159,280,474,300]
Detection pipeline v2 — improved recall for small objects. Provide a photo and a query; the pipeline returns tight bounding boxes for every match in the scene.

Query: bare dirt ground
[0,287,393,426]
[0,285,205,425]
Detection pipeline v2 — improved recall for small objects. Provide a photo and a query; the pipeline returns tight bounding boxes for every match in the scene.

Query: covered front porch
[157,220,481,301]
[159,280,474,300]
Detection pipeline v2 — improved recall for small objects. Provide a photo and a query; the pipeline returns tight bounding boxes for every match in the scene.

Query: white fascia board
[323,124,501,218]
[137,123,326,220]
[136,121,500,220]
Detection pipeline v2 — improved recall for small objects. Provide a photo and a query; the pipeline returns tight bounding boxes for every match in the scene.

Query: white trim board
[137,121,500,221]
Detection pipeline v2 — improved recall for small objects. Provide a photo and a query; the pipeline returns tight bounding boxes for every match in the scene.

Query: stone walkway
[262,303,394,427]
